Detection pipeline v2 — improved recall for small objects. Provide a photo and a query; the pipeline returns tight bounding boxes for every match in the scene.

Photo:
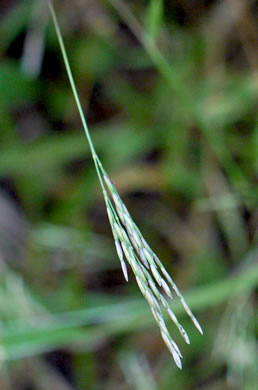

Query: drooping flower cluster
[103,172,203,369]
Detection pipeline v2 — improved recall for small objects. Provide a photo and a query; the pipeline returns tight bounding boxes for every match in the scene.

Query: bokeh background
[0,0,257,389]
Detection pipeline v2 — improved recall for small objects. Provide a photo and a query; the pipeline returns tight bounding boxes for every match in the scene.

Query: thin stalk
[47,0,107,195]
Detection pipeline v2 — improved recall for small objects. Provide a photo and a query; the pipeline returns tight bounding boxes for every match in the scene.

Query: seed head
[103,172,203,367]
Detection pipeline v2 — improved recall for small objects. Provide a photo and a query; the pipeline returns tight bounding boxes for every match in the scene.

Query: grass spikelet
[48,0,203,368]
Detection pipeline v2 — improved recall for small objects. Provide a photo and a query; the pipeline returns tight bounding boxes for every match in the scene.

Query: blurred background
[0,0,257,389]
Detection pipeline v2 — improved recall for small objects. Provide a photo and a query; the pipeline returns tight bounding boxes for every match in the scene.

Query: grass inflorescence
[48,0,203,368]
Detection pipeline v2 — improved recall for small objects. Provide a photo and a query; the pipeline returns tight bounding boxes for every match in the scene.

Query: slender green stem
[47,1,95,158]
[47,0,107,194]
